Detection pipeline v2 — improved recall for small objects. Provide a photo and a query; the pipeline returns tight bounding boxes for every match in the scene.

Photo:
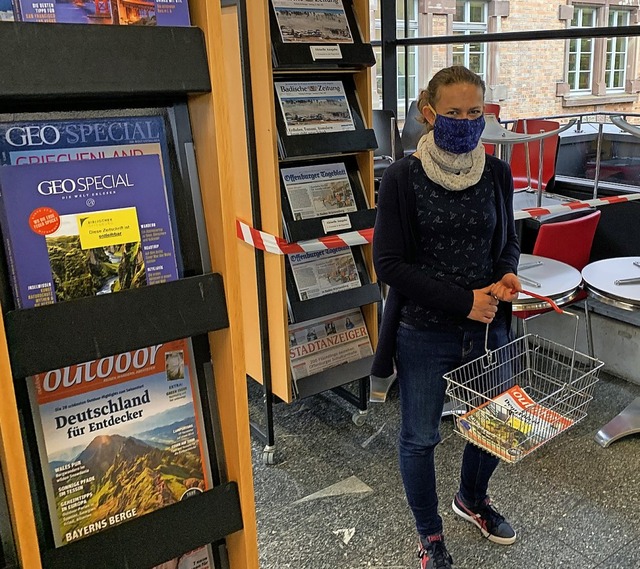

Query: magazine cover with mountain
[12,1,190,25]
[0,154,178,308]
[27,339,210,547]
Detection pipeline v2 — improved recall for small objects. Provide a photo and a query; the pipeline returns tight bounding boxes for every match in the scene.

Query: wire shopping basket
[444,291,604,464]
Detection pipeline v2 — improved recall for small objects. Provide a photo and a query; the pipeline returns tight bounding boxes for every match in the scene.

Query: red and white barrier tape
[236,219,373,255]
[237,192,640,254]
[514,192,640,220]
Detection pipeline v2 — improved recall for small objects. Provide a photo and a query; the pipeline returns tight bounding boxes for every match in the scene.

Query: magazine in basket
[288,246,361,301]
[0,154,178,308]
[288,307,372,381]
[27,339,211,547]
[456,384,574,463]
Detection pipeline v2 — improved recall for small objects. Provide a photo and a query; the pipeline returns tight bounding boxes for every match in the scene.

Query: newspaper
[281,162,357,220]
[289,246,361,300]
[272,0,354,44]
[289,308,373,381]
[275,80,356,136]
[151,545,214,569]
[456,385,574,463]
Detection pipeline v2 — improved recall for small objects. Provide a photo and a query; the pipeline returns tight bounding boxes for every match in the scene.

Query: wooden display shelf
[0,4,259,569]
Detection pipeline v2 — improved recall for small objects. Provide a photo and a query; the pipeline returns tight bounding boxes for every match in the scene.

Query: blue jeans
[396,319,510,537]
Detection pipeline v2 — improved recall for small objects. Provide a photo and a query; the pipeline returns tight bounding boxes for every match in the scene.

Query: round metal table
[582,256,640,311]
[582,256,640,447]
[514,253,582,313]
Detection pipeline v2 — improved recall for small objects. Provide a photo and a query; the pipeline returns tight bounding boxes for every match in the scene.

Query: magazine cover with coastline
[27,339,210,547]
[272,0,353,44]
[12,0,190,25]
[275,80,355,136]
[0,154,178,308]
[288,307,372,381]
[456,384,574,463]
[281,162,357,220]
[289,246,361,300]
[0,0,13,21]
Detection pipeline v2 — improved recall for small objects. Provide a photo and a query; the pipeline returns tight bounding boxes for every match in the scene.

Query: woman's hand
[490,273,522,303]
[467,285,499,323]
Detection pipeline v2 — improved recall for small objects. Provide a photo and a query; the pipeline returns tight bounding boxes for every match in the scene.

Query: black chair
[372,109,404,182]
[400,100,425,155]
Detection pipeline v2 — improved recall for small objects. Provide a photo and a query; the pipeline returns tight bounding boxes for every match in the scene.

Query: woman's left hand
[490,273,521,303]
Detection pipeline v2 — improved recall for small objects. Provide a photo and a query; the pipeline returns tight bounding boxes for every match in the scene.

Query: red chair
[510,119,560,192]
[515,210,602,355]
[483,103,500,156]
[531,210,601,271]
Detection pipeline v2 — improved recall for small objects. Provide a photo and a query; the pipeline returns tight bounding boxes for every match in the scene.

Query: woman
[372,65,522,569]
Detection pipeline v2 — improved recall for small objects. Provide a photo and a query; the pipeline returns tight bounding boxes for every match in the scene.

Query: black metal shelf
[284,208,376,243]
[0,23,211,102]
[5,273,229,379]
[288,283,380,323]
[41,482,243,569]
[295,355,374,400]
[269,0,375,71]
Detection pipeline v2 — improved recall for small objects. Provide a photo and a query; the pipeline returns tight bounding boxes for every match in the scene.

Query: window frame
[372,0,420,120]
[560,0,639,105]
[452,1,490,81]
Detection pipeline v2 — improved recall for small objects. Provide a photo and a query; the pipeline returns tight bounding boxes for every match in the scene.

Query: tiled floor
[249,371,640,569]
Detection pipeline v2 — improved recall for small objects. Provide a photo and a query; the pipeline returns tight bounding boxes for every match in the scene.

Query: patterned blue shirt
[401,160,497,326]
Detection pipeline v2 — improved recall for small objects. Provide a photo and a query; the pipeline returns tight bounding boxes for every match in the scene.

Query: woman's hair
[416,65,486,128]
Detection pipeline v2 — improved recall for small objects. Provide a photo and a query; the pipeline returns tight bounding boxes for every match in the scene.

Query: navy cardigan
[371,154,520,378]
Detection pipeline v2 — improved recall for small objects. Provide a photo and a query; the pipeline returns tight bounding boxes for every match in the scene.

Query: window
[566,2,633,97]
[371,0,419,119]
[606,9,629,90]
[453,1,488,80]
[568,6,596,92]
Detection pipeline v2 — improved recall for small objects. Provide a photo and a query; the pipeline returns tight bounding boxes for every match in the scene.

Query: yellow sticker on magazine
[77,207,140,249]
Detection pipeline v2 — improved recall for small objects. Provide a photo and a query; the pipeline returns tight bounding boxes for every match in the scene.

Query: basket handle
[518,289,564,313]
[483,289,570,364]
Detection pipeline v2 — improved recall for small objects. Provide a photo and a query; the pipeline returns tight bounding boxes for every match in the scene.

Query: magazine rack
[0,5,258,569]
[226,0,379,464]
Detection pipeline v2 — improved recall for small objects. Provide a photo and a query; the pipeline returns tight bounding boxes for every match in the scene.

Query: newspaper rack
[444,291,604,464]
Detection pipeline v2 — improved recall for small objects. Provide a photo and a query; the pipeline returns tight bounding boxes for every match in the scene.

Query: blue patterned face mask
[429,106,486,154]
